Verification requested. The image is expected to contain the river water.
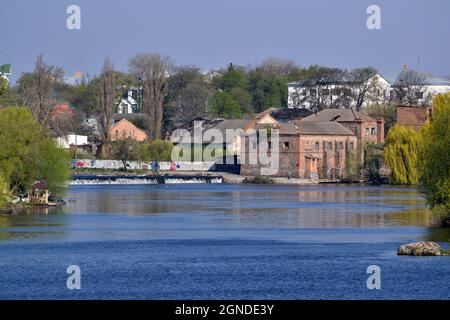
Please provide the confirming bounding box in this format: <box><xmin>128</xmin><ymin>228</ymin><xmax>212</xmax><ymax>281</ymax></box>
<box><xmin>0</xmin><ymin>184</ymin><xmax>449</xmax><ymax>300</ymax></box>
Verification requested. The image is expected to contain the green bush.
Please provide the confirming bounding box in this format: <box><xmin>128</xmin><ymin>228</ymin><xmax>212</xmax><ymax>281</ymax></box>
<box><xmin>0</xmin><ymin>107</ymin><xmax>70</xmax><ymax>196</ymax></box>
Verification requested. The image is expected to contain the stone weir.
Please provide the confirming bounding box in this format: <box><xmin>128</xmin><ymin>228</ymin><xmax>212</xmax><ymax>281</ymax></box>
<box><xmin>70</xmin><ymin>175</ymin><xmax>223</xmax><ymax>185</ymax></box>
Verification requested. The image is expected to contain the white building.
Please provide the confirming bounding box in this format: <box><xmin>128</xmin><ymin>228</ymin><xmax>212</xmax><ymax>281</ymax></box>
<box><xmin>56</xmin><ymin>134</ymin><xmax>89</xmax><ymax>149</ymax></box>
<box><xmin>288</xmin><ymin>71</ymin><xmax>450</xmax><ymax>109</ymax></box>
<box><xmin>0</xmin><ymin>64</ymin><xmax>11</xmax><ymax>83</ymax></box>
<box><xmin>288</xmin><ymin>73</ymin><xmax>391</xmax><ymax>110</ymax></box>
<box><xmin>117</xmin><ymin>88</ymin><xmax>141</xmax><ymax>114</ymax></box>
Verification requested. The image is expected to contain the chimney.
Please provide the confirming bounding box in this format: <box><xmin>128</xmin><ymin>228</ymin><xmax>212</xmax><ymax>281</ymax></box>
<box><xmin>376</xmin><ymin>118</ymin><xmax>385</xmax><ymax>144</ymax></box>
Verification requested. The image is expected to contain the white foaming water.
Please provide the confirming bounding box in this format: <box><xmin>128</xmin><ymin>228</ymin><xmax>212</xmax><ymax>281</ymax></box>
<box><xmin>70</xmin><ymin>178</ymin><xmax>159</xmax><ymax>185</ymax></box>
<box><xmin>164</xmin><ymin>177</ymin><xmax>223</xmax><ymax>184</ymax></box>
<box><xmin>70</xmin><ymin>176</ymin><xmax>223</xmax><ymax>185</ymax></box>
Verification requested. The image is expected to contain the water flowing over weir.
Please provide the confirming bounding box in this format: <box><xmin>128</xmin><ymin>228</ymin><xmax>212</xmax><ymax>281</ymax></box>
<box><xmin>70</xmin><ymin>175</ymin><xmax>223</xmax><ymax>185</ymax></box>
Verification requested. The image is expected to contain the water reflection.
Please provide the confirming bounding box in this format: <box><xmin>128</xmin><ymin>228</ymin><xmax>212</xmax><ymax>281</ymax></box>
<box><xmin>0</xmin><ymin>184</ymin><xmax>441</xmax><ymax>242</ymax></box>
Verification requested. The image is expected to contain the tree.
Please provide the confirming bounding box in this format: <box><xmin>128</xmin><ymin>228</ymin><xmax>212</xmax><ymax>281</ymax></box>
<box><xmin>289</xmin><ymin>65</ymin><xmax>349</xmax><ymax>111</ymax></box>
<box><xmin>348</xmin><ymin>67</ymin><xmax>378</xmax><ymax>111</ymax></box>
<box><xmin>129</xmin><ymin>53</ymin><xmax>171</xmax><ymax>141</ymax></box>
<box><xmin>0</xmin><ymin>172</ymin><xmax>10</xmax><ymax>207</ymax></box>
<box><xmin>392</xmin><ymin>69</ymin><xmax>430</xmax><ymax>105</ymax></box>
<box><xmin>165</xmin><ymin>66</ymin><xmax>213</xmax><ymax>127</ymax></box>
<box><xmin>230</xmin><ymin>87</ymin><xmax>253</xmax><ymax>115</ymax></box>
<box><xmin>365</xmin><ymin>103</ymin><xmax>396</xmax><ymax>136</ymax></box>
<box><xmin>140</xmin><ymin>139</ymin><xmax>174</xmax><ymax>162</ymax></box>
<box><xmin>0</xmin><ymin>77</ymin><xmax>7</xmax><ymax>97</ymax></box>
<box><xmin>383</xmin><ymin>125</ymin><xmax>422</xmax><ymax>185</ymax></box>
<box><xmin>221</xmin><ymin>64</ymin><xmax>248</xmax><ymax>92</ymax></box>
<box><xmin>172</xmin><ymin>84</ymin><xmax>212</xmax><ymax>125</ymax></box>
<box><xmin>210</xmin><ymin>91</ymin><xmax>241</xmax><ymax>119</ymax></box>
<box><xmin>258</xmin><ymin>57</ymin><xmax>300</xmax><ymax>77</ymax></box>
<box><xmin>97</xmin><ymin>58</ymin><xmax>116</xmax><ymax>152</ymax></box>
<box><xmin>420</xmin><ymin>93</ymin><xmax>450</xmax><ymax>211</ymax></box>
<box><xmin>17</xmin><ymin>55</ymin><xmax>64</xmax><ymax>126</ymax></box>
<box><xmin>0</xmin><ymin>107</ymin><xmax>70</xmax><ymax>195</ymax></box>
<box><xmin>109</xmin><ymin>137</ymin><xmax>139</xmax><ymax>171</ymax></box>
<box><xmin>36</xmin><ymin>139</ymin><xmax>71</xmax><ymax>195</ymax></box>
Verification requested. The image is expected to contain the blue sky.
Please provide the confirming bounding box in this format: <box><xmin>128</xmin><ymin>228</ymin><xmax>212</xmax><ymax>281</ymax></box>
<box><xmin>1</xmin><ymin>0</ymin><xmax>449</xmax><ymax>83</ymax></box>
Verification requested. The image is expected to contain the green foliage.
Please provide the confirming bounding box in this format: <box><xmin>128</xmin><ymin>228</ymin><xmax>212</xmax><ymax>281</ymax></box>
<box><xmin>420</xmin><ymin>93</ymin><xmax>450</xmax><ymax>211</ymax></box>
<box><xmin>344</xmin><ymin>148</ymin><xmax>362</xmax><ymax>180</ymax></box>
<box><xmin>140</xmin><ymin>139</ymin><xmax>174</xmax><ymax>162</ymax></box>
<box><xmin>221</xmin><ymin>67</ymin><xmax>247</xmax><ymax>92</ymax></box>
<box><xmin>230</xmin><ymin>87</ymin><xmax>253</xmax><ymax>115</ymax></box>
<box><xmin>0</xmin><ymin>173</ymin><xmax>10</xmax><ymax>207</ymax></box>
<box><xmin>0</xmin><ymin>77</ymin><xmax>8</xmax><ymax>97</ymax></box>
<box><xmin>36</xmin><ymin>140</ymin><xmax>71</xmax><ymax>195</ymax></box>
<box><xmin>210</xmin><ymin>91</ymin><xmax>242</xmax><ymax>119</ymax></box>
<box><xmin>363</xmin><ymin>142</ymin><xmax>384</xmax><ymax>182</ymax></box>
<box><xmin>109</xmin><ymin>138</ymin><xmax>140</xmax><ymax>171</ymax></box>
<box><xmin>0</xmin><ymin>107</ymin><xmax>70</xmax><ymax>195</ymax></box>
<box><xmin>365</xmin><ymin>103</ymin><xmax>396</xmax><ymax>136</ymax></box>
<box><xmin>384</xmin><ymin>125</ymin><xmax>422</xmax><ymax>185</ymax></box>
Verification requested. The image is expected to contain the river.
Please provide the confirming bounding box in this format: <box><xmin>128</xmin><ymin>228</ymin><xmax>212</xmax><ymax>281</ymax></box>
<box><xmin>0</xmin><ymin>184</ymin><xmax>449</xmax><ymax>299</ymax></box>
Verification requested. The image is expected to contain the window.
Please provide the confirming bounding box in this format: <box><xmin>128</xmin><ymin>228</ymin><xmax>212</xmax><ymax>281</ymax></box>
<box><xmin>268</xmin><ymin>141</ymin><xmax>272</xmax><ymax>150</ymax></box>
<box><xmin>339</xmin><ymin>142</ymin><xmax>344</xmax><ymax>150</ymax></box>
<box><xmin>349</xmin><ymin>142</ymin><xmax>354</xmax><ymax>150</ymax></box>
<box><xmin>344</xmin><ymin>88</ymin><xmax>352</xmax><ymax>96</ymax></box>
<box><xmin>310</xmin><ymin>89</ymin><xmax>317</xmax><ymax>96</ymax></box>
<box><xmin>371</xmin><ymin>127</ymin><xmax>376</xmax><ymax>135</ymax></box>
<box><xmin>415</xmin><ymin>91</ymin><xmax>424</xmax><ymax>99</ymax></box>
<box><xmin>327</xmin><ymin>142</ymin><xmax>333</xmax><ymax>150</ymax></box>
<box><xmin>315</xmin><ymin>142</ymin><xmax>320</xmax><ymax>150</ymax></box>
<box><xmin>283</xmin><ymin>142</ymin><xmax>290</xmax><ymax>150</ymax></box>
<box><xmin>321</xmin><ymin>89</ymin><xmax>330</xmax><ymax>96</ymax></box>
<box><xmin>366</xmin><ymin>128</ymin><xmax>370</xmax><ymax>136</ymax></box>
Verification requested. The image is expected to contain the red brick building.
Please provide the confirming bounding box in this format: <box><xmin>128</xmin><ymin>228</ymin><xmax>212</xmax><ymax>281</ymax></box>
<box><xmin>240</xmin><ymin>121</ymin><xmax>357</xmax><ymax>179</ymax></box>
<box><xmin>302</xmin><ymin>109</ymin><xmax>384</xmax><ymax>145</ymax></box>
<box><xmin>396</xmin><ymin>105</ymin><xmax>433</xmax><ymax>130</ymax></box>
<box><xmin>109</xmin><ymin>119</ymin><xmax>148</xmax><ymax>142</ymax></box>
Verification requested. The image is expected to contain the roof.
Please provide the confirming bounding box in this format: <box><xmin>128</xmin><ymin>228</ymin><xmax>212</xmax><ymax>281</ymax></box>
<box><xmin>271</xmin><ymin>108</ymin><xmax>312</xmax><ymax>122</ymax></box>
<box><xmin>112</xmin><ymin>113</ymin><xmax>145</xmax><ymax>122</ymax></box>
<box><xmin>302</xmin><ymin>109</ymin><xmax>375</xmax><ymax>122</ymax></box>
<box><xmin>110</xmin><ymin>119</ymin><xmax>146</xmax><ymax>134</ymax></box>
<box><xmin>295</xmin><ymin>121</ymin><xmax>355</xmax><ymax>136</ymax></box>
<box><xmin>396</xmin><ymin>105</ymin><xmax>432</xmax><ymax>128</ymax></box>
<box><xmin>173</xmin><ymin>118</ymin><xmax>251</xmax><ymax>144</ymax></box>
<box><xmin>204</xmin><ymin>119</ymin><xmax>250</xmax><ymax>143</ymax></box>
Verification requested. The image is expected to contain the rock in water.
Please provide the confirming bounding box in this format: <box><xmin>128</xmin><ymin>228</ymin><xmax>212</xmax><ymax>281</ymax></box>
<box><xmin>397</xmin><ymin>242</ymin><xmax>443</xmax><ymax>256</ymax></box>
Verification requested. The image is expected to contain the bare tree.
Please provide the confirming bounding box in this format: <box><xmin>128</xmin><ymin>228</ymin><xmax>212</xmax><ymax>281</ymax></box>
<box><xmin>259</xmin><ymin>57</ymin><xmax>299</xmax><ymax>76</ymax></box>
<box><xmin>348</xmin><ymin>67</ymin><xmax>379</xmax><ymax>111</ymax></box>
<box><xmin>98</xmin><ymin>58</ymin><xmax>116</xmax><ymax>151</ymax></box>
<box><xmin>392</xmin><ymin>69</ymin><xmax>431</xmax><ymax>105</ymax></box>
<box><xmin>289</xmin><ymin>66</ymin><xmax>349</xmax><ymax>111</ymax></box>
<box><xmin>129</xmin><ymin>53</ymin><xmax>171</xmax><ymax>140</ymax></box>
<box><xmin>17</xmin><ymin>54</ymin><xmax>63</xmax><ymax>126</ymax></box>
<box><xmin>171</xmin><ymin>84</ymin><xmax>212</xmax><ymax>125</ymax></box>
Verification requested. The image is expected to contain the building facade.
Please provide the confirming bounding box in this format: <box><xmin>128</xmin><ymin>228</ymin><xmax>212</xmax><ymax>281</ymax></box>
<box><xmin>396</xmin><ymin>105</ymin><xmax>433</xmax><ymax>130</ymax></box>
<box><xmin>109</xmin><ymin>119</ymin><xmax>147</xmax><ymax>142</ymax></box>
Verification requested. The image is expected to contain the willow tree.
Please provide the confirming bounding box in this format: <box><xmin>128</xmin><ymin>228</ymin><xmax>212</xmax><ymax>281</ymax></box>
<box><xmin>420</xmin><ymin>93</ymin><xmax>450</xmax><ymax>211</ymax></box>
<box><xmin>384</xmin><ymin>125</ymin><xmax>422</xmax><ymax>185</ymax></box>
